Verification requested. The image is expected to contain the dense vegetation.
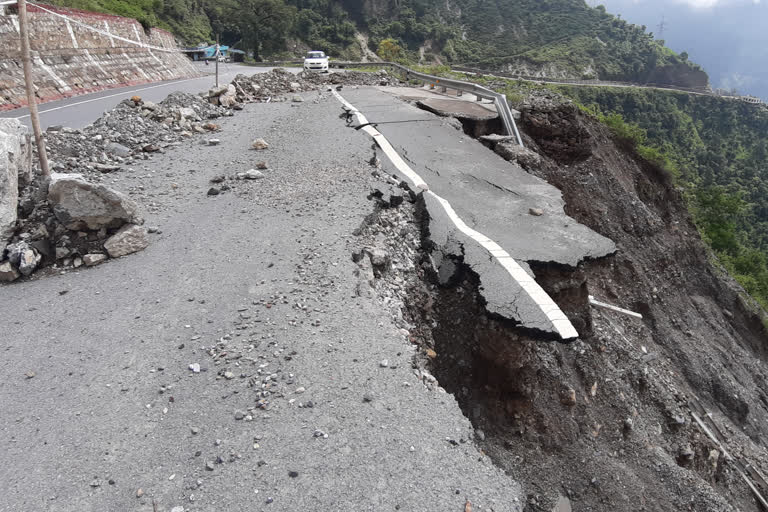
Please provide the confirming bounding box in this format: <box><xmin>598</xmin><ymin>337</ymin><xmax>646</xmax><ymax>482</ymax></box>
<box><xmin>44</xmin><ymin>0</ymin><xmax>705</xmax><ymax>85</ymax></box>
<box><xmin>555</xmin><ymin>86</ymin><xmax>768</xmax><ymax>306</ymax></box>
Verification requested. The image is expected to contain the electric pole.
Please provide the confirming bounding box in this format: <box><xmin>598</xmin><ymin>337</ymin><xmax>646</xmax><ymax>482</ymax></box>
<box><xmin>17</xmin><ymin>0</ymin><xmax>50</xmax><ymax>177</ymax></box>
<box><xmin>215</xmin><ymin>34</ymin><xmax>219</xmax><ymax>88</ymax></box>
<box><xmin>658</xmin><ymin>16</ymin><xmax>668</xmax><ymax>39</ymax></box>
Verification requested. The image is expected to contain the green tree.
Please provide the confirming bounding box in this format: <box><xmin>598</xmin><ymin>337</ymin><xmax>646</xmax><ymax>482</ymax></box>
<box><xmin>693</xmin><ymin>185</ymin><xmax>746</xmax><ymax>254</ymax></box>
<box><xmin>377</xmin><ymin>38</ymin><xmax>405</xmax><ymax>62</ymax></box>
<box><xmin>224</xmin><ymin>0</ymin><xmax>296</xmax><ymax>60</ymax></box>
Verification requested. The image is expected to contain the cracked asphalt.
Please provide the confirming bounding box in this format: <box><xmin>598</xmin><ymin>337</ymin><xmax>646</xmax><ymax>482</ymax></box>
<box><xmin>1</xmin><ymin>89</ymin><xmax>524</xmax><ymax>511</ymax></box>
<box><xmin>339</xmin><ymin>87</ymin><xmax>615</xmax><ymax>335</ymax></box>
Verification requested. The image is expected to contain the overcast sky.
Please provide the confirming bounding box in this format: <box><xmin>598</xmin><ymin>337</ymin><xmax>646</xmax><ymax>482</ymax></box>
<box><xmin>596</xmin><ymin>0</ymin><xmax>768</xmax><ymax>99</ymax></box>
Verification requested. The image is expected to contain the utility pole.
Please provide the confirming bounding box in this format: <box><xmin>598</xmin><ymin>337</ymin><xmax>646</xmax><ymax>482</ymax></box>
<box><xmin>17</xmin><ymin>0</ymin><xmax>50</xmax><ymax>177</ymax></box>
<box><xmin>658</xmin><ymin>16</ymin><xmax>668</xmax><ymax>39</ymax></box>
<box><xmin>215</xmin><ymin>34</ymin><xmax>219</xmax><ymax>89</ymax></box>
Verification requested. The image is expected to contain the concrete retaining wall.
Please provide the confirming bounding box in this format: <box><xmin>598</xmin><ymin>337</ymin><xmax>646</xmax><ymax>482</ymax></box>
<box><xmin>0</xmin><ymin>3</ymin><xmax>198</xmax><ymax>111</ymax></box>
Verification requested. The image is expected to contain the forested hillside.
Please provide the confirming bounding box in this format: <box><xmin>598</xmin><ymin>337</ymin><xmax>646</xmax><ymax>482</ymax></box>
<box><xmin>43</xmin><ymin>0</ymin><xmax>706</xmax><ymax>87</ymax></box>
<box><xmin>555</xmin><ymin>86</ymin><xmax>768</xmax><ymax>305</ymax></box>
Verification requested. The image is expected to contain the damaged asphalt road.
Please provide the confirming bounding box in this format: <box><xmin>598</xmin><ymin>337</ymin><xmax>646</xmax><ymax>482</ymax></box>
<box><xmin>339</xmin><ymin>87</ymin><xmax>616</xmax><ymax>337</ymax></box>
<box><xmin>0</xmin><ymin>90</ymin><xmax>523</xmax><ymax>511</ymax></box>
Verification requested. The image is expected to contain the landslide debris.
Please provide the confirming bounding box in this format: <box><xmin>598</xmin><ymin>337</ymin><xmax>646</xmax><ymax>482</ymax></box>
<box><xmin>2</xmin><ymin>68</ymin><xmax>399</xmax><ymax>283</ymax></box>
<box><xmin>230</xmin><ymin>68</ymin><xmax>399</xmax><ymax>103</ymax></box>
<box><xmin>361</xmin><ymin>90</ymin><xmax>768</xmax><ymax>511</ymax></box>
<box><xmin>44</xmin><ymin>92</ymin><xmax>231</xmax><ymax>178</ymax></box>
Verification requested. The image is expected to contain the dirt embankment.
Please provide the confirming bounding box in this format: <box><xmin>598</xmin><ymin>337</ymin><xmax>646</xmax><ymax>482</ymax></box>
<box><xmin>402</xmin><ymin>96</ymin><xmax>768</xmax><ymax>511</ymax></box>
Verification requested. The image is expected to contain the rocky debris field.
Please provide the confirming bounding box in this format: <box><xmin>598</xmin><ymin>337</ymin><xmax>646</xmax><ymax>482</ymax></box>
<box><xmin>230</xmin><ymin>68</ymin><xmax>398</xmax><ymax>103</ymax></box>
<box><xmin>44</xmin><ymin>92</ymin><xmax>231</xmax><ymax>179</ymax></box>
<box><xmin>0</xmin><ymin>69</ymin><xmax>401</xmax><ymax>284</ymax></box>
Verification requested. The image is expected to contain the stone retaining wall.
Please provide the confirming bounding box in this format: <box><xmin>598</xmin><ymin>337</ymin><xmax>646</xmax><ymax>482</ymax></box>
<box><xmin>0</xmin><ymin>3</ymin><xmax>198</xmax><ymax>111</ymax></box>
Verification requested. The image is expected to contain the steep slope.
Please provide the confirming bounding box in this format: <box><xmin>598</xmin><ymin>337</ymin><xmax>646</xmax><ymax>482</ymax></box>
<box><xmin>403</xmin><ymin>92</ymin><xmax>768</xmax><ymax>511</ymax></box>
<box><xmin>553</xmin><ymin>85</ymin><xmax>768</xmax><ymax>307</ymax></box>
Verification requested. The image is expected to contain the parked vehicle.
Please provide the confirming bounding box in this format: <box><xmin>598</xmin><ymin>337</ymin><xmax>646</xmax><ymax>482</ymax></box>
<box><xmin>304</xmin><ymin>51</ymin><xmax>329</xmax><ymax>73</ymax></box>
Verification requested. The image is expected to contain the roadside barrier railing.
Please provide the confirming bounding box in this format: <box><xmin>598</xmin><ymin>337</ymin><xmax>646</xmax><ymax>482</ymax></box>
<box><xmin>337</xmin><ymin>61</ymin><xmax>524</xmax><ymax>147</ymax></box>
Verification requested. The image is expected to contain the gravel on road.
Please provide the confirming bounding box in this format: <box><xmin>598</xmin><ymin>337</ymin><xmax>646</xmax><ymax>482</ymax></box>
<box><xmin>0</xmin><ymin>87</ymin><xmax>522</xmax><ymax>511</ymax></box>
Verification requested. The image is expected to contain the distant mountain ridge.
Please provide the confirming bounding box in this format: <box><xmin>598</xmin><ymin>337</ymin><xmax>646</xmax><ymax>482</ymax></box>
<box><xmin>598</xmin><ymin>0</ymin><xmax>768</xmax><ymax>100</ymax></box>
<box><xmin>43</xmin><ymin>0</ymin><xmax>708</xmax><ymax>88</ymax></box>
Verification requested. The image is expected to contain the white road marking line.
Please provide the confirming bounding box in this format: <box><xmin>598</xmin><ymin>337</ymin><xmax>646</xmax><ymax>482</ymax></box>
<box><xmin>7</xmin><ymin>76</ymin><xmax>206</xmax><ymax>120</ymax></box>
<box><xmin>332</xmin><ymin>88</ymin><xmax>579</xmax><ymax>340</ymax></box>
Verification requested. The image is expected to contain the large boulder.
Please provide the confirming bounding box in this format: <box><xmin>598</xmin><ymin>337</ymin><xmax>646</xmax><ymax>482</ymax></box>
<box><xmin>218</xmin><ymin>85</ymin><xmax>238</xmax><ymax>108</ymax></box>
<box><xmin>0</xmin><ymin>119</ymin><xmax>32</xmax><ymax>245</ymax></box>
<box><xmin>103</xmin><ymin>224</ymin><xmax>149</xmax><ymax>258</ymax></box>
<box><xmin>47</xmin><ymin>173</ymin><xmax>142</xmax><ymax>230</ymax></box>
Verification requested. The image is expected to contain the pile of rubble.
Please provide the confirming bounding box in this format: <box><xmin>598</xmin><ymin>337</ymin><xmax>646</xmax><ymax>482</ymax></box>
<box><xmin>44</xmin><ymin>92</ymin><xmax>231</xmax><ymax>177</ymax></box>
<box><xmin>1</xmin><ymin>170</ymin><xmax>149</xmax><ymax>282</ymax></box>
<box><xmin>2</xmin><ymin>67</ymin><xmax>400</xmax><ymax>283</ymax></box>
<box><xmin>1</xmin><ymin>115</ymin><xmax>155</xmax><ymax>282</ymax></box>
<box><xmin>230</xmin><ymin>68</ymin><xmax>399</xmax><ymax>103</ymax></box>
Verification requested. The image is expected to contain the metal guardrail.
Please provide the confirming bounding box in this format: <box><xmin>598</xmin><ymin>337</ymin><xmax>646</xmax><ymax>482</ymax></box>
<box><xmin>339</xmin><ymin>61</ymin><xmax>524</xmax><ymax>147</ymax></box>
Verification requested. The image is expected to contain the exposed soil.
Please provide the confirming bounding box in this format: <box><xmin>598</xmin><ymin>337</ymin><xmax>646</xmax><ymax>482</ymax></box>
<box><xmin>385</xmin><ymin>96</ymin><xmax>768</xmax><ymax>511</ymax></box>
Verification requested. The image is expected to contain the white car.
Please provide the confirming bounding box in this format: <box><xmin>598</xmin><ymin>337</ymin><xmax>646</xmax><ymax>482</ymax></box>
<box><xmin>304</xmin><ymin>51</ymin><xmax>329</xmax><ymax>73</ymax></box>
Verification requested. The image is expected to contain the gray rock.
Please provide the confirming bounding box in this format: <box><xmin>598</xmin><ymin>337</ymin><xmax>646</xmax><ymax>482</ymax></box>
<box><xmin>105</xmin><ymin>142</ymin><xmax>131</xmax><ymax>158</ymax></box>
<box><xmin>289</xmin><ymin>82</ymin><xmax>301</xmax><ymax>91</ymax></box>
<box><xmin>251</xmin><ymin>138</ymin><xmax>269</xmax><ymax>150</ymax></box>
<box><xmin>48</xmin><ymin>174</ymin><xmax>142</xmax><ymax>230</ymax></box>
<box><xmin>236</xmin><ymin>170</ymin><xmax>264</xmax><ymax>180</ymax></box>
<box><xmin>234</xmin><ymin>410</ymin><xmax>245</xmax><ymax>420</ymax></box>
<box><xmin>529</xmin><ymin>208</ymin><xmax>544</xmax><ymax>216</ymax></box>
<box><xmin>208</xmin><ymin>85</ymin><xmax>229</xmax><ymax>97</ymax></box>
<box><xmin>0</xmin><ymin>119</ymin><xmax>32</xmax><ymax>245</ymax></box>
<box><xmin>103</xmin><ymin>225</ymin><xmax>149</xmax><ymax>258</ymax></box>
<box><xmin>0</xmin><ymin>261</ymin><xmax>20</xmax><ymax>282</ymax></box>
<box><xmin>365</xmin><ymin>248</ymin><xmax>390</xmax><ymax>270</ymax></box>
<box><xmin>177</xmin><ymin>107</ymin><xmax>196</xmax><ymax>120</ymax></box>
<box><xmin>6</xmin><ymin>241</ymin><xmax>40</xmax><ymax>276</ymax></box>
<box><xmin>83</xmin><ymin>253</ymin><xmax>107</xmax><ymax>266</ymax></box>
<box><xmin>17</xmin><ymin>247</ymin><xmax>40</xmax><ymax>275</ymax></box>
<box><xmin>219</xmin><ymin>93</ymin><xmax>238</xmax><ymax>108</ymax></box>
<box><xmin>494</xmin><ymin>142</ymin><xmax>542</xmax><ymax>170</ymax></box>
<box><xmin>292</xmin><ymin>95</ymin><xmax>304</xmax><ymax>103</ymax></box>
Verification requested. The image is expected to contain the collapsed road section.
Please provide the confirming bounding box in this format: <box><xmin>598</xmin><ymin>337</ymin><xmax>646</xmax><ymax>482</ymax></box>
<box><xmin>334</xmin><ymin>86</ymin><xmax>616</xmax><ymax>340</ymax></box>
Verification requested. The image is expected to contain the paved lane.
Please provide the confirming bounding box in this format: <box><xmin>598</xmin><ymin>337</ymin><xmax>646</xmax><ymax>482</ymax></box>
<box><xmin>0</xmin><ymin>62</ymin><xmax>299</xmax><ymax>130</ymax></box>
<box><xmin>337</xmin><ymin>86</ymin><xmax>616</xmax><ymax>337</ymax></box>
<box><xmin>0</xmin><ymin>93</ymin><xmax>523</xmax><ymax>512</ymax></box>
